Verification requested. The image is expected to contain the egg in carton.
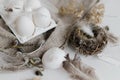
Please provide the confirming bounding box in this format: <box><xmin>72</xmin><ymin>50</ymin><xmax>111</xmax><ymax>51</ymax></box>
<box><xmin>0</xmin><ymin>0</ymin><xmax>57</xmax><ymax>43</ymax></box>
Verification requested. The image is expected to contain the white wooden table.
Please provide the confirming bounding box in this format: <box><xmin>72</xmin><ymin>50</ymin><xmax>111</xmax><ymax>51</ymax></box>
<box><xmin>0</xmin><ymin>0</ymin><xmax>120</xmax><ymax>80</ymax></box>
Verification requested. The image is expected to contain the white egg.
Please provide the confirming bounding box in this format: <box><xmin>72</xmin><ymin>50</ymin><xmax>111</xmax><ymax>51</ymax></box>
<box><xmin>33</xmin><ymin>7</ymin><xmax>51</xmax><ymax>27</ymax></box>
<box><xmin>42</xmin><ymin>47</ymin><xmax>67</xmax><ymax>69</ymax></box>
<box><xmin>35</xmin><ymin>7</ymin><xmax>51</xmax><ymax>17</ymax></box>
<box><xmin>15</xmin><ymin>16</ymin><xmax>35</xmax><ymax>37</ymax></box>
<box><xmin>6</xmin><ymin>0</ymin><xmax>24</xmax><ymax>12</ymax></box>
<box><xmin>24</xmin><ymin>0</ymin><xmax>42</xmax><ymax>12</ymax></box>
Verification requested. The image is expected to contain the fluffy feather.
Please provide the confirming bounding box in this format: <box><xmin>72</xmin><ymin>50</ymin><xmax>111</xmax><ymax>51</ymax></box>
<box><xmin>63</xmin><ymin>54</ymin><xmax>99</xmax><ymax>80</ymax></box>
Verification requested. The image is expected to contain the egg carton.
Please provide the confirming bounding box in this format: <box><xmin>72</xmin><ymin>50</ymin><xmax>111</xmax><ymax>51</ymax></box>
<box><xmin>0</xmin><ymin>0</ymin><xmax>57</xmax><ymax>43</ymax></box>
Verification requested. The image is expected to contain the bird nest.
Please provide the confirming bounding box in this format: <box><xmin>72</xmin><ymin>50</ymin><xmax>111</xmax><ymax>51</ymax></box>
<box><xmin>69</xmin><ymin>23</ymin><xmax>108</xmax><ymax>55</ymax></box>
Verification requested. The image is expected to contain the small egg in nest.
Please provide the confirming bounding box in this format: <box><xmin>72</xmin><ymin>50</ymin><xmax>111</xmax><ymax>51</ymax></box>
<box><xmin>69</xmin><ymin>23</ymin><xmax>108</xmax><ymax>55</ymax></box>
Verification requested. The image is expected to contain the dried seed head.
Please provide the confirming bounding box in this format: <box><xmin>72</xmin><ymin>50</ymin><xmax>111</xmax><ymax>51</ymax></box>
<box><xmin>59</xmin><ymin>0</ymin><xmax>84</xmax><ymax>18</ymax></box>
<box><xmin>85</xmin><ymin>3</ymin><xmax>105</xmax><ymax>24</ymax></box>
<box><xmin>5</xmin><ymin>8</ymin><xmax>13</xmax><ymax>12</ymax></box>
<box><xmin>35</xmin><ymin>70</ymin><xmax>43</xmax><ymax>76</ymax></box>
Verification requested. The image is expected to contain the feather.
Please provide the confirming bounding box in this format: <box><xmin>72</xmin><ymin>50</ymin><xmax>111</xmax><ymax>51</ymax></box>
<box><xmin>63</xmin><ymin>54</ymin><xmax>99</xmax><ymax>80</ymax></box>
